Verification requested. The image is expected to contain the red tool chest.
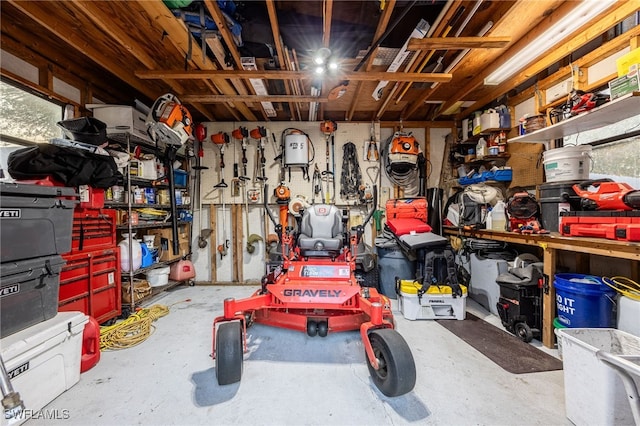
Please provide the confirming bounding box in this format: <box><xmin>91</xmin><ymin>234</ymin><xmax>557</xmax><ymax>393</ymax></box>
<box><xmin>560</xmin><ymin>211</ymin><xmax>640</xmax><ymax>242</ymax></box>
<box><xmin>59</xmin><ymin>247</ymin><xmax>121</xmax><ymax>324</ymax></box>
<box><xmin>71</xmin><ymin>208</ymin><xmax>117</xmax><ymax>253</ymax></box>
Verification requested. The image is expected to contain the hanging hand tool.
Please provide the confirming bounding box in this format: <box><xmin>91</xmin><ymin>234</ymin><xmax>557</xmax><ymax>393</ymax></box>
<box><xmin>193</xmin><ymin>124</ymin><xmax>211</xmax><ymax>249</ymax></box>
<box><xmin>366</xmin><ymin>122</ymin><xmax>379</xmax><ymax>161</ymax></box>
<box><xmin>250</xmin><ymin>126</ymin><xmax>268</xmax><ymax>184</ymax></box>
<box><xmin>232</xmin><ymin>126</ymin><xmax>249</xmax><ymax>179</ymax></box>
<box><xmin>211</xmin><ymin>131</ymin><xmax>229</xmax><ymax>189</ymax></box>
<box><xmin>320</xmin><ymin>120</ymin><xmax>337</xmax><ymax>203</ymax></box>
<box><xmin>274</xmin><ymin>182</ymin><xmax>291</xmax><ymax>230</ymax></box>
<box><xmin>312</xmin><ymin>164</ymin><xmax>323</xmax><ymax>204</ymax></box>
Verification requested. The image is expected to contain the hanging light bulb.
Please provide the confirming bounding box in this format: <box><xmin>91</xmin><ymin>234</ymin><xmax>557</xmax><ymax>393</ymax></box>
<box><xmin>313</xmin><ymin>47</ymin><xmax>331</xmax><ymax>65</ymax></box>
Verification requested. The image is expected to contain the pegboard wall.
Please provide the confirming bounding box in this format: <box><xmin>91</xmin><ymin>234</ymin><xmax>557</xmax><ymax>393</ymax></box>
<box><xmin>201</xmin><ymin>122</ymin><xmax>430</xmax><ymax>205</ymax></box>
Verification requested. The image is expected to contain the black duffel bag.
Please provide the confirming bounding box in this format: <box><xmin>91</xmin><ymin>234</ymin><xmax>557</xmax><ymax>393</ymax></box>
<box><xmin>8</xmin><ymin>144</ymin><xmax>121</xmax><ymax>188</ymax></box>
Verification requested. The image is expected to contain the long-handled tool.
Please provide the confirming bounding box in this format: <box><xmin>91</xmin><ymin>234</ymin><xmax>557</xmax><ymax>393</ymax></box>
<box><xmin>232</xmin><ymin>127</ymin><xmax>249</xmax><ymax>179</ymax></box>
<box><xmin>193</xmin><ymin>124</ymin><xmax>211</xmax><ymax>248</ymax></box>
<box><xmin>320</xmin><ymin>120</ymin><xmax>337</xmax><ymax>203</ymax></box>
<box><xmin>366</xmin><ymin>122</ymin><xmax>379</xmax><ymax>161</ymax></box>
<box><xmin>211</xmin><ymin>131</ymin><xmax>229</xmax><ymax>189</ymax></box>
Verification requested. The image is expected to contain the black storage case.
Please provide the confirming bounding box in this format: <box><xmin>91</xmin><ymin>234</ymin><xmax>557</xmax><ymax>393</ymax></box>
<box><xmin>0</xmin><ymin>254</ymin><xmax>66</xmax><ymax>338</ymax></box>
<box><xmin>0</xmin><ymin>182</ymin><xmax>77</xmax><ymax>262</ymax></box>
<box><xmin>496</xmin><ymin>265</ymin><xmax>543</xmax><ymax>342</ymax></box>
<box><xmin>537</xmin><ymin>180</ymin><xmax>583</xmax><ymax>232</ymax></box>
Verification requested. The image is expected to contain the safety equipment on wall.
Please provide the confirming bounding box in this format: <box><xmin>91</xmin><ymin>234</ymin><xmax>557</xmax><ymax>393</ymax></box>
<box><xmin>146</xmin><ymin>93</ymin><xmax>193</xmax><ymax>147</ymax></box>
<box><xmin>382</xmin><ymin>131</ymin><xmax>424</xmax><ymax>195</ymax></box>
<box><xmin>340</xmin><ymin>142</ymin><xmax>364</xmax><ymax>201</ymax></box>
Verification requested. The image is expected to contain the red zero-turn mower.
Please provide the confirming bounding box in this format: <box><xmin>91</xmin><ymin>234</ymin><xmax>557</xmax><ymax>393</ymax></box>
<box><xmin>212</xmin><ymin>186</ymin><xmax>417</xmax><ymax>397</ymax></box>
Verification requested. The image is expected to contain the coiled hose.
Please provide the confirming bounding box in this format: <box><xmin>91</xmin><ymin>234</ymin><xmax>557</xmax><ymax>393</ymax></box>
<box><xmin>100</xmin><ymin>304</ymin><xmax>170</xmax><ymax>350</ymax></box>
<box><xmin>602</xmin><ymin>276</ymin><xmax>640</xmax><ymax>301</ymax></box>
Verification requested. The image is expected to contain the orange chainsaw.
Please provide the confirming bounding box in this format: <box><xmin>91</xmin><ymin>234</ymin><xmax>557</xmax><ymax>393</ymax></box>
<box><xmin>573</xmin><ymin>179</ymin><xmax>640</xmax><ymax>211</ymax></box>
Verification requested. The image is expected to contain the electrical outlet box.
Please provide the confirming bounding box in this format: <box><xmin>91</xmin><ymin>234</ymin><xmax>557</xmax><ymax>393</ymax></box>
<box><xmin>545</xmin><ymin>78</ymin><xmax>573</xmax><ymax>103</ymax></box>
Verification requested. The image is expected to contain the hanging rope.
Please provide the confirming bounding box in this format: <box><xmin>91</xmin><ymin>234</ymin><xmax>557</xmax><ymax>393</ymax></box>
<box><xmin>340</xmin><ymin>142</ymin><xmax>363</xmax><ymax>201</ymax></box>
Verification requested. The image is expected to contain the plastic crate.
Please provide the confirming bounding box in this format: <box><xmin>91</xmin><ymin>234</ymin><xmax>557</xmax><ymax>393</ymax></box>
<box><xmin>59</xmin><ymin>247</ymin><xmax>121</xmax><ymax>325</ymax></box>
<box><xmin>173</xmin><ymin>169</ymin><xmax>188</xmax><ymax>186</ymax></box>
<box><xmin>555</xmin><ymin>328</ymin><xmax>640</xmax><ymax>425</ymax></box>
<box><xmin>71</xmin><ymin>208</ymin><xmax>117</xmax><ymax>253</ymax></box>
<box><xmin>0</xmin><ymin>182</ymin><xmax>78</xmax><ymax>262</ymax></box>
<box><xmin>0</xmin><ymin>255</ymin><xmax>66</xmax><ymax>338</ymax></box>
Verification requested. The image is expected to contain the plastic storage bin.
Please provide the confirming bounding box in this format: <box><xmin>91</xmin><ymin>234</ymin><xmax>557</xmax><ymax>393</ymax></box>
<box><xmin>0</xmin><ymin>182</ymin><xmax>77</xmax><ymax>262</ymax></box>
<box><xmin>554</xmin><ymin>273</ymin><xmax>616</xmax><ymax>328</ymax></box>
<box><xmin>0</xmin><ymin>255</ymin><xmax>66</xmax><ymax>338</ymax></box>
<box><xmin>555</xmin><ymin>328</ymin><xmax>640</xmax><ymax>426</ymax></box>
<box><xmin>398</xmin><ymin>281</ymin><xmax>467</xmax><ymax>320</ymax></box>
<box><xmin>376</xmin><ymin>245</ymin><xmax>416</xmax><ymax>299</ymax></box>
<box><xmin>146</xmin><ymin>265</ymin><xmax>171</xmax><ymax>287</ymax></box>
<box><xmin>0</xmin><ymin>312</ymin><xmax>88</xmax><ymax>426</ymax></box>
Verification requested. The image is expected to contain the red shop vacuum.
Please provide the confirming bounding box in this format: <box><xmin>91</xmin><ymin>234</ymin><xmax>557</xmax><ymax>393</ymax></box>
<box><xmin>211</xmin><ymin>186</ymin><xmax>417</xmax><ymax>397</ymax></box>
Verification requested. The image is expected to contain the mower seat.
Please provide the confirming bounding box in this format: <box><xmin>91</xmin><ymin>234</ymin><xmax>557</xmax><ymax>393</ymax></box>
<box><xmin>298</xmin><ymin>205</ymin><xmax>344</xmax><ymax>256</ymax></box>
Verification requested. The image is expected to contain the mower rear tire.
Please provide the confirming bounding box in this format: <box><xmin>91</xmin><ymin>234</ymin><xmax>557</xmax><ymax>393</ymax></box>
<box><xmin>366</xmin><ymin>329</ymin><xmax>416</xmax><ymax>397</ymax></box>
<box><xmin>355</xmin><ymin>267</ymin><xmax>380</xmax><ymax>291</ymax></box>
<box><xmin>216</xmin><ymin>322</ymin><xmax>243</xmax><ymax>385</ymax></box>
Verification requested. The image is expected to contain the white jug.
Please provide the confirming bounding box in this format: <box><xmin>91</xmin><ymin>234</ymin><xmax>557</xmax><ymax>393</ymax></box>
<box><xmin>119</xmin><ymin>233</ymin><xmax>142</xmax><ymax>272</ymax></box>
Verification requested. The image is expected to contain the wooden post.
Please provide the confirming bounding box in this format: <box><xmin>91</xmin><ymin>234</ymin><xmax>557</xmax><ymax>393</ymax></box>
<box><xmin>209</xmin><ymin>204</ymin><xmax>217</xmax><ymax>283</ymax></box>
<box><xmin>542</xmin><ymin>246</ymin><xmax>557</xmax><ymax>349</ymax></box>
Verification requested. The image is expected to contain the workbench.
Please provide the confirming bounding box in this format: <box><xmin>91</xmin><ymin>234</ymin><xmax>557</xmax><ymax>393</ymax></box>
<box><xmin>443</xmin><ymin>227</ymin><xmax>640</xmax><ymax>348</ymax></box>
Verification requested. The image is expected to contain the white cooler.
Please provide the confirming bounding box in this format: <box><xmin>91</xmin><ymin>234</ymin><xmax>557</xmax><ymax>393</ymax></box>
<box><xmin>1</xmin><ymin>312</ymin><xmax>88</xmax><ymax>426</ymax></box>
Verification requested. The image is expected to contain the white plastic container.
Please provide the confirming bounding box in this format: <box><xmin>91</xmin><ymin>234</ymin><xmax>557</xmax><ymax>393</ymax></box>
<box><xmin>119</xmin><ymin>233</ymin><xmax>142</xmax><ymax>272</ymax></box>
<box><xmin>398</xmin><ymin>281</ymin><xmax>467</xmax><ymax>320</ymax></box>
<box><xmin>617</xmin><ymin>294</ymin><xmax>640</xmax><ymax>337</ymax></box>
<box><xmin>0</xmin><ymin>312</ymin><xmax>87</xmax><ymax>426</ymax></box>
<box><xmin>146</xmin><ymin>265</ymin><xmax>170</xmax><ymax>287</ymax></box>
<box><xmin>490</xmin><ymin>200</ymin><xmax>507</xmax><ymax>231</ymax></box>
<box><xmin>480</xmin><ymin>108</ymin><xmax>500</xmax><ymax>131</ymax></box>
<box><xmin>475</xmin><ymin>137</ymin><xmax>487</xmax><ymax>160</ymax></box>
<box><xmin>542</xmin><ymin>145</ymin><xmax>592</xmax><ymax>182</ymax></box>
<box><xmin>555</xmin><ymin>328</ymin><xmax>640</xmax><ymax>426</ymax></box>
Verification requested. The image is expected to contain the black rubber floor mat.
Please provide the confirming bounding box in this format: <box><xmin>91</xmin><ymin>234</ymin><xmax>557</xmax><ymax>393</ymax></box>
<box><xmin>437</xmin><ymin>313</ymin><xmax>563</xmax><ymax>374</ymax></box>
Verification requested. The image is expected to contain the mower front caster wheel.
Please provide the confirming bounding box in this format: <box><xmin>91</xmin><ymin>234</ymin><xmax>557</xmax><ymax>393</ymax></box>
<box><xmin>367</xmin><ymin>329</ymin><xmax>416</xmax><ymax>397</ymax></box>
<box><xmin>215</xmin><ymin>322</ymin><xmax>243</xmax><ymax>385</ymax></box>
<box><xmin>514</xmin><ymin>322</ymin><xmax>533</xmax><ymax>343</ymax></box>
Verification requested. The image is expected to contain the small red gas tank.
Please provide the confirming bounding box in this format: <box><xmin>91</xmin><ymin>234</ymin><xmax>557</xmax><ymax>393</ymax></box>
<box><xmin>170</xmin><ymin>259</ymin><xmax>196</xmax><ymax>281</ymax></box>
<box><xmin>81</xmin><ymin>316</ymin><xmax>101</xmax><ymax>373</ymax></box>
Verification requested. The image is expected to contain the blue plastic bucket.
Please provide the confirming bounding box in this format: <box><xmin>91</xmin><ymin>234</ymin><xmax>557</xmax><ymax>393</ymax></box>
<box><xmin>554</xmin><ymin>273</ymin><xmax>616</xmax><ymax>328</ymax></box>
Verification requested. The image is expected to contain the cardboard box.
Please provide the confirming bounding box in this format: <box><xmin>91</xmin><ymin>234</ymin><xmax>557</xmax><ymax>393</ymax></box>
<box><xmin>89</xmin><ymin>105</ymin><xmax>152</xmax><ymax>142</ymax></box>
<box><xmin>608</xmin><ymin>70</ymin><xmax>640</xmax><ymax>100</ymax></box>
<box><xmin>615</xmin><ymin>47</ymin><xmax>640</xmax><ymax>76</ymax></box>
<box><xmin>146</xmin><ymin>226</ymin><xmax>189</xmax><ymax>262</ymax></box>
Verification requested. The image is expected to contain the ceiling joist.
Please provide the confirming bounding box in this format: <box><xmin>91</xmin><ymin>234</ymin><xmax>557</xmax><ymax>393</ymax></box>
<box><xmin>407</xmin><ymin>36</ymin><xmax>512</xmax><ymax>50</ymax></box>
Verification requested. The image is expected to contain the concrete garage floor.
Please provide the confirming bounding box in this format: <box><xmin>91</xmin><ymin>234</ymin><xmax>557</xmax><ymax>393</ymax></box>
<box><xmin>38</xmin><ymin>285</ymin><xmax>568</xmax><ymax>426</ymax></box>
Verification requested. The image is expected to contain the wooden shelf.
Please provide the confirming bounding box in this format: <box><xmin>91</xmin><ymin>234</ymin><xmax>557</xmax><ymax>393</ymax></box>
<box><xmin>116</xmin><ymin>220</ymin><xmax>190</xmax><ymax>231</ymax></box>
<box><xmin>510</xmin><ymin>92</ymin><xmax>640</xmax><ymax>142</ymax></box>
<box><xmin>105</xmin><ymin>202</ymin><xmax>191</xmax><ymax>209</ymax></box>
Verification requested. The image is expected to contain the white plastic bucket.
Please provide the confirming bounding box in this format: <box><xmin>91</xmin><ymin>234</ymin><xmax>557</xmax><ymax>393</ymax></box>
<box><xmin>146</xmin><ymin>265</ymin><xmax>170</xmax><ymax>287</ymax></box>
<box><xmin>542</xmin><ymin>145</ymin><xmax>591</xmax><ymax>182</ymax></box>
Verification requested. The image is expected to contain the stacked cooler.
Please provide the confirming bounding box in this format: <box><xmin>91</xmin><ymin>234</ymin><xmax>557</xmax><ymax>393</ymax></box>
<box><xmin>58</xmin><ymin>187</ymin><xmax>122</xmax><ymax>324</ymax></box>
<box><xmin>0</xmin><ymin>182</ymin><xmax>88</xmax><ymax>425</ymax></box>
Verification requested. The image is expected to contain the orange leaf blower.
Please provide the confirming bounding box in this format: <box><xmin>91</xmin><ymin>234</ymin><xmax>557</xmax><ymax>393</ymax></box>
<box><xmin>573</xmin><ymin>179</ymin><xmax>640</xmax><ymax>211</ymax></box>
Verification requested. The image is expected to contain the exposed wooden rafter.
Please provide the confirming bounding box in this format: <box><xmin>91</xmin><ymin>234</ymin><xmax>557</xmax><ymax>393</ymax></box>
<box><xmin>136</xmin><ymin>69</ymin><xmax>453</xmax><ymax>83</ymax></box>
<box><xmin>406</xmin><ymin>36</ymin><xmax>511</xmax><ymax>50</ymax></box>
